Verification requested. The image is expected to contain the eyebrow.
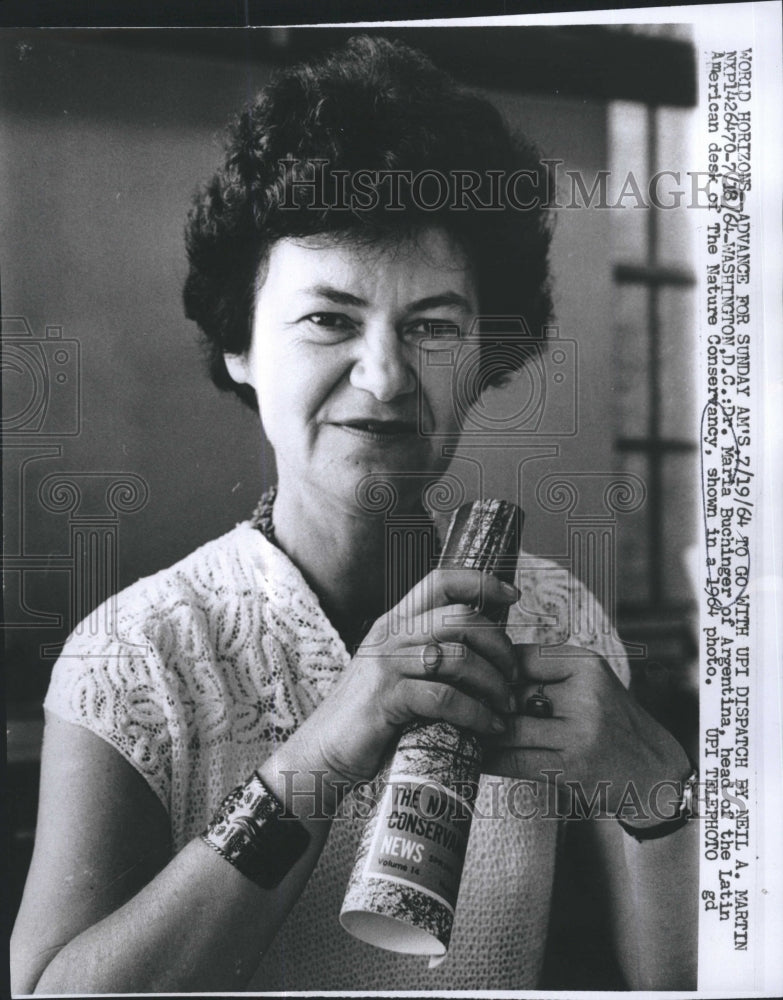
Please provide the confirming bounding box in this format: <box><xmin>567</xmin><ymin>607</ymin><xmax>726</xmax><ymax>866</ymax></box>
<box><xmin>302</xmin><ymin>285</ymin><xmax>368</xmax><ymax>307</ymax></box>
<box><xmin>405</xmin><ymin>293</ymin><xmax>473</xmax><ymax>313</ymax></box>
<box><xmin>301</xmin><ymin>285</ymin><xmax>473</xmax><ymax>313</ymax></box>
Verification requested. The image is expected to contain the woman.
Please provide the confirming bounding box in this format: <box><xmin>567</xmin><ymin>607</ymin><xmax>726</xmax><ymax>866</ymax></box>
<box><xmin>11</xmin><ymin>36</ymin><xmax>697</xmax><ymax>993</ymax></box>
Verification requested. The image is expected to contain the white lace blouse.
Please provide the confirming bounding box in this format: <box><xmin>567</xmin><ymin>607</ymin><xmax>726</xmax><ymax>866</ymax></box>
<box><xmin>44</xmin><ymin>521</ymin><xmax>629</xmax><ymax>991</ymax></box>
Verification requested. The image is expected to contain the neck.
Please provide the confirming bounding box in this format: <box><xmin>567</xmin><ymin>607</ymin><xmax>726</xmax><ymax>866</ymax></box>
<box><xmin>271</xmin><ymin>476</ymin><xmax>434</xmax><ymax>651</ymax></box>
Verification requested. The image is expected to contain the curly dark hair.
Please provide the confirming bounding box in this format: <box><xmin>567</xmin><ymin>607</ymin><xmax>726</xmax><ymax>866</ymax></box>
<box><xmin>183</xmin><ymin>35</ymin><xmax>553</xmax><ymax>410</ymax></box>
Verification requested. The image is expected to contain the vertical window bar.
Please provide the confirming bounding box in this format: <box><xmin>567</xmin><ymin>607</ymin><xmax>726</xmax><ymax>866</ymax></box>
<box><xmin>646</xmin><ymin>104</ymin><xmax>663</xmax><ymax>607</ymax></box>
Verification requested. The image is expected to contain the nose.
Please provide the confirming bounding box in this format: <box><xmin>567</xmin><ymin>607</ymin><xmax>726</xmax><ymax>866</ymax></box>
<box><xmin>349</xmin><ymin>323</ymin><xmax>415</xmax><ymax>402</ymax></box>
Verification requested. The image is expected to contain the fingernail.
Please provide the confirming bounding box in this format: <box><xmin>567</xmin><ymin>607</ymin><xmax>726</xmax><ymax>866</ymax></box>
<box><xmin>507</xmin><ymin>692</ymin><xmax>517</xmax><ymax>713</ymax></box>
<box><xmin>500</xmin><ymin>581</ymin><xmax>519</xmax><ymax>600</ymax></box>
<box><xmin>491</xmin><ymin>715</ymin><xmax>506</xmax><ymax>733</ymax></box>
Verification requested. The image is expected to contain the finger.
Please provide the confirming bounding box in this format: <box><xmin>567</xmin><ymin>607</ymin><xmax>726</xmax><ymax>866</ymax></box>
<box><xmin>431</xmin><ymin>606</ymin><xmax>517</xmax><ymax>682</ymax></box>
<box><xmin>390</xmin><ymin>678</ymin><xmax>507</xmax><ymax>736</ymax></box>
<box><xmin>378</xmin><ymin>604</ymin><xmax>517</xmax><ymax>683</ymax></box>
<box><xmin>394</xmin><ymin>568</ymin><xmax>519</xmax><ymax>621</ymax></box>
<box><xmin>514</xmin><ymin>643</ymin><xmax>597</xmax><ymax>685</ymax></box>
<box><xmin>514</xmin><ymin>678</ymin><xmax>567</xmax><ymax>709</ymax></box>
<box><xmin>489</xmin><ymin>713</ymin><xmax>567</xmax><ymax>748</ymax></box>
<box><xmin>406</xmin><ymin>642</ymin><xmax>515</xmax><ymax>715</ymax></box>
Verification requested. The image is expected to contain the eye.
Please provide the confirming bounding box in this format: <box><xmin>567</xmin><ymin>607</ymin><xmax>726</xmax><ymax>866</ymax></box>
<box><xmin>404</xmin><ymin>318</ymin><xmax>463</xmax><ymax>341</ymax></box>
<box><xmin>301</xmin><ymin>312</ymin><xmax>358</xmax><ymax>339</ymax></box>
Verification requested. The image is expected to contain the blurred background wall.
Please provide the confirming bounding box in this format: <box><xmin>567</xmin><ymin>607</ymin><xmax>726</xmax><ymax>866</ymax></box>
<box><xmin>2</xmin><ymin>25</ymin><xmax>698</xmax><ymax>941</ymax></box>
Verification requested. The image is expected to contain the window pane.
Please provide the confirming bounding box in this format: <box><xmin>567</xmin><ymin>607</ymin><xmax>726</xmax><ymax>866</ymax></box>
<box><xmin>614</xmin><ymin>283</ymin><xmax>649</xmax><ymax>439</ymax></box>
<box><xmin>658</xmin><ymin>285</ymin><xmax>697</xmax><ymax>440</ymax></box>
<box><xmin>616</xmin><ymin>451</ymin><xmax>651</xmax><ymax>605</ymax></box>
<box><xmin>608</xmin><ymin>101</ymin><xmax>648</xmax><ymax>262</ymax></box>
<box><xmin>655</xmin><ymin>106</ymin><xmax>697</xmax><ymax>266</ymax></box>
<box><xmin>661</xmin><ymin>453</ymin><xmax>698</xmax><ymax>604</ymax></box>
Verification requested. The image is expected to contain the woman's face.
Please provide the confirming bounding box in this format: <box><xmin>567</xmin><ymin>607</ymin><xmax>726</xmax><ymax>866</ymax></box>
<box><xmin>225</xmin><ymin>226</ymin><xmax>478</xmax><ymax>514</ymax></box>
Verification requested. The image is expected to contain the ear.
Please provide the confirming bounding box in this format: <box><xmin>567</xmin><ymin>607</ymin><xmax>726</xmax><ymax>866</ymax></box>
<box><xmin>224</xmin><ymin>352</ymin><xmax>253</xmax><ymax>387</ymax></box>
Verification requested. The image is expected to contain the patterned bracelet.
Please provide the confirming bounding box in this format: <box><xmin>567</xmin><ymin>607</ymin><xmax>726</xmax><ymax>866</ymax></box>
<box><xmin>200</xmin><ymin>771</ymin><xmax>310</xmax><ymax>888</ymax></box>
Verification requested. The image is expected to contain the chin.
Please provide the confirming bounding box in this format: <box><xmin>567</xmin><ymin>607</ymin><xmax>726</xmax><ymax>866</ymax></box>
<box><xmin>332</xmin><ymin>460</ymin><xmax>447</xmax><ymax>515</ymax></box>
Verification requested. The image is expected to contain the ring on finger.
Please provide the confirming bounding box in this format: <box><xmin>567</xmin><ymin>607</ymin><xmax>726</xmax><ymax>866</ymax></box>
<box><xmin>421</xmin><ymin>642</ymin><xmax>443</xmax><ymax>675</ymax></box>
<box><xmin>525</xmin><ymin>682</ymin><xmax>554</xmax><ymax>719</ymax></box>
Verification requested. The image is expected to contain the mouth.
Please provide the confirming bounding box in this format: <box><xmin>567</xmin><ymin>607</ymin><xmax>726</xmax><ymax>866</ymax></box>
<box><xmin>332</xmin><ymin>419</ymin><xmax>419</xmax><ymax>441</ymax></box>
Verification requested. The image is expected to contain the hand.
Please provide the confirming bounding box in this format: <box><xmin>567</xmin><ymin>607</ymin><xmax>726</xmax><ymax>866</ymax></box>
<box><xmin>287</xmin><ymin>569</ymin><xmax>518</xmax><ymax>796</ymax></box>
<box><xmin>484</xmin><ymin>644</ymin><xmax>691</xmax><ymax>822</ymax></box>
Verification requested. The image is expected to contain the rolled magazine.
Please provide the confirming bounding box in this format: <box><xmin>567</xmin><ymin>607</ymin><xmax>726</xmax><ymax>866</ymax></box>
<box><xmin>340</xmin><ymin>499</ymin><xmax>522</xmax><ymax>958</ymax></box>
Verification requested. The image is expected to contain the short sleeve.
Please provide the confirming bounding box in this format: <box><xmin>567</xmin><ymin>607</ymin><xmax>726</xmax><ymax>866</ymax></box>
<box><xmin>44</xmin><ymin>624</ymin><xmax>174</xmax><ymax>812</ymax></box>
<box><xmin>507</xmin><ymin>554</ymin><xmax>630</xmax><ymax>687</ymax></box>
